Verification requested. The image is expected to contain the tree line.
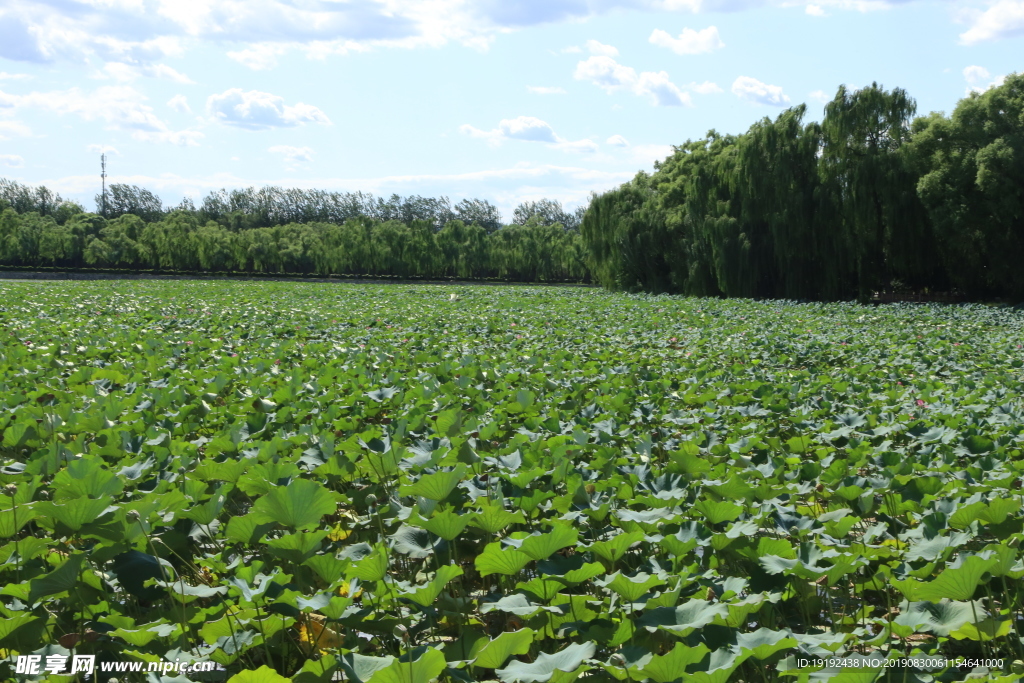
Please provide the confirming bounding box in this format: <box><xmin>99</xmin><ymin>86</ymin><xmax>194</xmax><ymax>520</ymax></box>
<box><xmin>0</xmin><ymin>182</ymin><xmax>588</xmax><ymax>281</ymax></box>
<box><xmin>582</xmin><ymin>74</ymin><xmax>1024</xmax><ymax>301</ymax></box>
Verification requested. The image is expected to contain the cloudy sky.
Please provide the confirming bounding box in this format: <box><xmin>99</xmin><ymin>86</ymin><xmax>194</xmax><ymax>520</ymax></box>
<box><xmin>0</xmin><ymin>0</ymin><xmax>1020</xmax><ymax>218</ymax></box>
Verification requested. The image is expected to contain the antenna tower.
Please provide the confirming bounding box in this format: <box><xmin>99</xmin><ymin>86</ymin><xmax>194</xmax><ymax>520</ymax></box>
<box><xmin>100</xmin><ymin>153</ymin><xmax>107</xmax><ymax>217</ymax></box>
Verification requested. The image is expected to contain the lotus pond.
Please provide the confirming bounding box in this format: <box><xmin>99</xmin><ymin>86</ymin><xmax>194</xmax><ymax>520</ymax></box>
<box><xmin>2</xmin><ymin>281</ymin><xmax>1024</xmax><ymax>682</ymax></box>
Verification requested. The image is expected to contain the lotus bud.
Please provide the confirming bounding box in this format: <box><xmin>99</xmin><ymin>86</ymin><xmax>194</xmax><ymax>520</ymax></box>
<box><xmin>365</xmin><ymin>494</ymin><xmax>378</xmax><ymax>507</ymax></box>
<box><xmin>392</xmin><ymin>624</ymin><xmax>409</xmax><ymax>641</ymax></box>
<box><xmin>126</xmin><ymin>510</ymin><xmax>141</xmax><ymax>522</ymax></box>
<box><xmin>1011</xmin><ymin>661</ymin><xmax>1024</xmax><ymax>676</ymax></box>
<box><xmin>789</xmin><ymin>525</ymin><xmax>800</xmax><ymax>537</ymax></box>
<box><xmin>3</xmin><ymin>483</ymin><xmax>17</xmax><ymax>497</ymax></box>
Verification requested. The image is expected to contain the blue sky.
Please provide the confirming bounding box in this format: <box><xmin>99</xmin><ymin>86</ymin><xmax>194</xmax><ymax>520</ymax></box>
<box><xmin>0</xmin><ymin>0</ymin><xmax>1021</xmax><ymax>219</ymax></box>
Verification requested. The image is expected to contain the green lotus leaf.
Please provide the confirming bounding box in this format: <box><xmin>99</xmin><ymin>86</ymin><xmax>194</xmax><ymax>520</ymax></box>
<box><xmin>476</xmin><ymin>542</ymin><xmax>531</xmax><ymax>577</ymax></box>
<box><xmin>597</xmin><ymin>571</ymin><xmax>666</xmax><ymax>602</ymax></box>
<box><xmin>338</xmin><ymin>653</ymin><xmax>396</xmax><ymax>683</ymax></box>
<box><xmin>692</xmin><ymin>499</ymin><xmax>744</xmax><ymax>525</ymax></box>
<box><xmin>423</xmin><ymin>508</ymin><xmax>470</xmax><ymax>540</ymax></box>
<box><xmin>517</xmin><ymin>525</ymin><xmax>578</xmax><ymax>561</ymax></box>
<box><xmin>471</xmin><ymin>502</ymin><xmax>526</xmax><ymax>534</ymax></box>
<box><xmin>892</xmin><ymin>554</ymin><xmax>996</xmax><ymax>602</ymax></box>
<box><xmin>496</xmin><ymin>642</ymin><xmax>595</xmax><ymax>683</ymax></box>
<box><xmin>391</xmin><ymin>525</ymin><xmax>439</xmax><ymax>558</ymax></box>
<box><xmin>473</xmin><ymin>629</ymin><xmax>535</xmax><ymax>669</ymax></box>
<box><xmin>366</xmin><ymin>648</ymin><xmax>447</xmax><ymax>683</ymax></box>
<box><xmin>349</xmin><ymin>546</ymin><xmax>389</xmax><ymax>582</ymax></box>
<box><xmin>588</xmin><ymin>530</ymin><xmax>644</xmax><ymax>564</ymax></box>
<box><xmin>734</xmin><ymin>627</ymin><xmax>798</xmax><ymax>659</ymax></box>
<box><xmin>639</xmin><ymin>643</ymin><xmax>710</xmax><ymax>683</ymax></box>
<box><xmin>251</xmin><ymin>479</ymin><xmax>336</xmax><ymax>530</ymax></box>
<box><xmin>893</xmin><ymin>599</ymin><xmax>982</xmax><ymax>636</ymax></box>
<box><xmin>638</xmin><ymin>600</ymin><xmax>729</xmax><ymax>635</ymax></box>
<box><xmin>404</xmin><ymin>564</ymin><xmax>463</xmax><ymax>607</ymax></box>
<box><xmin>228</xmin><ymin>665</ymin><xmax>292</xmax><ymax>683</ymax></box>
<box><xmin>402</xmin><ymin>464</ymin><xmax>467</xmax><ymax>501</ymax></box>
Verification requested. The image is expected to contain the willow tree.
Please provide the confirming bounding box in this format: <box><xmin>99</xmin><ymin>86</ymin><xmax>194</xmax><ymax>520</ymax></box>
<box><xmin>911</xmin><ymin>73</ymin><xmax>1024</xmax><ymax>297</ymax></box>
<box><xmin>650</xmin><ymin>133</ymin><xmax>744</xmax><ymax>296</ymax></box>
<box><xmin>736</xmin><ymin>106</ymin><xmax>832</xmax><ymax>299</ymax></box>
<box><xmin>580</xmin><ymin>173</ymin><xmax>676</xmax><ymax>292</ymax></box>
<box><xmin>821</xmin><ymin>83</ymin><xmax>930</xmax><ymax>301</ymax></box>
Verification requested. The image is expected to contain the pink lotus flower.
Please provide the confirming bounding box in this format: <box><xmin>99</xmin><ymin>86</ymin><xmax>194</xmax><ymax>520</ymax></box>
<box><xmin>916</xmin><ymin>399</ymin><xmax>926</xmax><ymax>407</ymax></box>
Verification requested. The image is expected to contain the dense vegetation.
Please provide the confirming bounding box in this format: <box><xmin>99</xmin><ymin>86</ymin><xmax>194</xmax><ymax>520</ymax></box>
<box><xmin>0</xmin><ymin>184</ymin><xmax>588</xmax><ymax>282</ymax></box>
<box><xmin>4</xmin><ymin>76</ymin><xmax>1022</xmax><ymax>299</ymax></box>
<box><xmin>2</xmin><ymin>281</ymin><xmax>1024</xmax><ymax>681</ymax></box>
<box><xmin>582</xmin><ymin>75</ymin><xmax>1024</xmax><ymax>302</ymax></box>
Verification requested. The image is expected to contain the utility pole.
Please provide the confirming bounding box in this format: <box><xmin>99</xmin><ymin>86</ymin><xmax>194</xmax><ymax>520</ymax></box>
<box><xmin>100</xmin><ymin>153</ymin><xmax>107</xmax><ymax>217</ymax></box>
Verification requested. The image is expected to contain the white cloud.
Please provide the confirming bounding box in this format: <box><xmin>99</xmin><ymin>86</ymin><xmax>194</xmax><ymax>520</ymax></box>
<box><xmin>528</xmin><ymin>86</ymin><xmax>568</xmax><ymax>95</ymax></box>
<box><xmin>269</xmin><ymin>145</ymin><xmax>315</xmax><ymax>164</ymax></box>
<box><xmin>0</xmin><ymin>85</ymin><xmax>202</xmax><ymax>145</ymax></box>
<box><xmin>809</xmin><ymin>89</ymin><xmax>831</xmax><ymax>103</ymax></box>
<box><xmin>206</xmin><ymin>89</ymin><xmax>331</xmax><ymax>130</ymax></box>
<box><xmin>606</xmin><ymin>134</ymin><xmax>630</xmax><ymax>146</ymax></box>
<box><xmin>134</xmin><ymin>130</ymin><xmax>204</xmax><ymax>146</ymax></box>
<box><xmin>574</xmin><ymin>56</ymin><xmax>639</xmax><ymax>92</ymax></box>
<box><xmin>585</xmin><ymin>39</ymin><xmax>619</xmax><ymax>57</ymax></box>
<box><xmin>651</xmin><ymin>0</ymin><xmax>703</xmax><ymax>10</ymax></box>
<box><xmin>637</xmin><ymin>71</ymin><xmax>693</xmax><ymax>107</ymax></box>
<box><xmin>732</xmin><ymin>76</ymin><xmax>790</xmax><ymax>106</ymax></box>
<box><xmin>964</xmin><ymin>65</ymin><xmax>991</xmax><ymax>84</ymax></box>
<box><xmin>560</xmin><ymin>46</ymin><xmax>583</xmax><ymax>54</ymax></box>
<box><xmin>87</xmin><ymin>144</ymin><xmax>120</xmax><ymax>155</ymax></box>
<box><xmin>0</xmin><ymin>72</ymin><xmax>31</xmax><ymax>81</ymax></box>
<box><xmin>963</xmin><ymin>65</ymin><xmax>1006</xmax><ymax>93</ymax></box>
<box><xmin>805</xmin><ymin>4</ymin><xmax>826</xmax><ymax>15</ymax></box>
<box><xmin>574</xmin><ymin>56</ymin><xmax>692</xmax><ymax>106</ymax></box>
<box><xmin>628</xmin><ymin>143</ymin><xmax>675</xmax><ymax>167</ymax></box>
<box><xmin>0</xmin><ymin>120</ymin><xmax>32</xmax><ymax>140</ymax></box>
<box><xmin>499</xmin><ymin>116</ymin><xmax>559</xmax><ymax>142</ymax></box>
<box><xmin>3</xmin><ymin>85</ymin><xmax>158</xmax><ymax>132</ymax></box>
<box><xmin>648</xmin><ymin>26</ymin><xmax>724</xmax><ymax>55</ymax></box>
<box><xmin>552</xmin><ymin>139</ymin><xmax>600</xmax><ymax>153</ymax></box>
<box><xmin>0</xmin><ymin>2</ymin><xmax>185</xmax><ymax>66</ymax></box>
<box><xmin>960</xmin><ymin>1</ymin><xmax>1024</xmax><ymax>44</ymax></box>
<box><xmin>0</xmin><ymin>0</ymin><xmax>835</xmax><ymax>77</ymax></box>
<box><xmin>227</xmin><ymin>44</ymin><xmax>289</xmax><ymax>70</ymax></box>
<box><xmin>0</xmin><ymin>154</ymin><xmax>25</xmax><ymax>168</ymax></box>
<box><xmin>100</xmin><ymin>62</ymin><xmax>194</xmax><ymax>84</ymax></box>
<box><xmin>688</xmin><ymin>80</ymin><xmax>723</xmax><ymax>94</ymax></box>
<box><xmin>461</xmin><ymin>115</ymin><xmax>597</xmax><ymax>153</ymax></box>
<box><xmin>168</xmin><ymin>94</ymin><xmax>191</xmax><ymax>114</ymax></box>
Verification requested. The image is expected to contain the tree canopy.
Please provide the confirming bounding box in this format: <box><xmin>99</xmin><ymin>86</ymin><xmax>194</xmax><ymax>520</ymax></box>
<box><xmin>582</xmin><ymin>75</ymin><xmax>1024</xmax><ymax>301</ymax></box>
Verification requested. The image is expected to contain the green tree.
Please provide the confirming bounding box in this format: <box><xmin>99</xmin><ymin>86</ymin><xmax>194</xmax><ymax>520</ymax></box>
<box><xmin>911</xmin><ymin>73</ymin><xmax>1024</xmax><ymax>297</ymax></box>
<box><xmin>821</xmin><ymin>83</ymin><xmax>929</xmax><ymax>301</ymax></box>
